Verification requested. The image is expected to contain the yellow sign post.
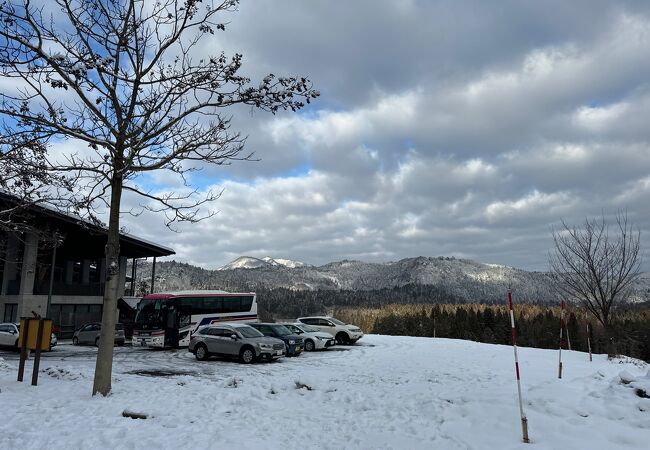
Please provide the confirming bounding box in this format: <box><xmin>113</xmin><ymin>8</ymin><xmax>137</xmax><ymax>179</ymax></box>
<box><xmin>17</xmin><ymin>317</ymin><xmax>52</xmax><ymax>386</ymax></box>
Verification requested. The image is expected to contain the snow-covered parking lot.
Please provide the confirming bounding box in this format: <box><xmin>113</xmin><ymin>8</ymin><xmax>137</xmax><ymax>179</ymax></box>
<box><xmin>1</xmin><ymin>335</ymin><xmax>649</xmax><ymax>449</ymax></box>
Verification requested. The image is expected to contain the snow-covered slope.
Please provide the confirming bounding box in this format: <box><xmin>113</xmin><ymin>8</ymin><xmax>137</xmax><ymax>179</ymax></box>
<box><xmin>262</xmin><ymin>256</ymin><xmax>305</xmax><ymax>268</ymax></box>
<box><xmin>219</xmin><ymin>256</ymin><xmax>306</xmax><ymax>270</ymax></box>
<box><xmin>0</xmin><ymin>336</ymin><xmax>648</xmax><ymax>449</ymax></box>
<box><xmin>218</xmin><ymin>256</ymin><xmax>270</xmax><ymax>270</ymax></box>
<box><xmin>137</xmin><ymin>257</ymin><xmax>650</xmax><ymax>304</ymax></box>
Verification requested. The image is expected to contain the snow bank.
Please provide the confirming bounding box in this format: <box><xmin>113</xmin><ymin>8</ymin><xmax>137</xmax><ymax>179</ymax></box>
<box><xmin>0</xmin><ymin>336</ymin><xmax>648</xmax><ymax>449</ymax></box>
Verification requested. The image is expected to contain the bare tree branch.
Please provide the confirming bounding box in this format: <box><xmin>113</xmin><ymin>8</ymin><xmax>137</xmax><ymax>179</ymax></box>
<box><xmin>0</xmin><ymin>0</ymin><xmax>319</xmax><ymax>396</ymax></box>
<box><xmin>549</xmin><ymin>212</ymin><xmax>642</xmax><ymax>354</ymax></box>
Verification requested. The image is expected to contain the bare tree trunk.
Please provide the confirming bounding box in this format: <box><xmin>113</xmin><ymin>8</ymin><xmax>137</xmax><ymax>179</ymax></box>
<box><xmin>92</xmin><ymin>174</ymin><xmax>122</xmax><ymax>396</ymax></box>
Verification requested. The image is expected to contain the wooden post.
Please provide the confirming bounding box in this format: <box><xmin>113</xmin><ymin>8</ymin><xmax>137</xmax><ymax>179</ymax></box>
<box><xmin>17</xmin><ymin>318</ymin><xmax>30</xmax><ymax>382</ymax></box>
<box><xmin>31</xmin><ymin>319</ymin><xmax>45</xmax><ymax>386</ymax></box>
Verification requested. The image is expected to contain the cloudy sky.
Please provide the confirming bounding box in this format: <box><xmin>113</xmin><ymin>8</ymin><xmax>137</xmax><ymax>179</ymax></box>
<box><xmin>115</xmin><ymin>0</ymin><xmax>650</xmax><ymax>270</ymax></box>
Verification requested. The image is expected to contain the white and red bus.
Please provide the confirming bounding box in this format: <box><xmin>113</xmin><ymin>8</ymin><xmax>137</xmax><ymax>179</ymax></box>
<box><xmin>132</xmin><ymin>290</ymin><xmax>258</xmax><ymax>348</ymax></box>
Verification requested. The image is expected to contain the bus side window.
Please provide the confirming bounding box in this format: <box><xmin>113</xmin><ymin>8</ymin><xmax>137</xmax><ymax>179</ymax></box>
<box><xmin>223</xmin><ymin>296</ymin><xmax>242</xmax><ymax>313</ymax></box>
<box><xmin>203</xmin><ymin>296</ymin><xmax>224</xmax><ymax>314</ymax></box>
<box><xmin>240</xmin><ymin>296</ymin><xmax>253</xmax><ymax>312</ymax></box>
<box><xmin>178</xmin><ymin>297</ymin><xmax>201</xmax><ymax>314</ymax></box>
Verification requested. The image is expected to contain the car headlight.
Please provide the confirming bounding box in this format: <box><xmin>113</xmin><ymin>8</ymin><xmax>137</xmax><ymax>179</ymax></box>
<box><xmin>258</xmin><ymin>343</ymin><xmax>272</xmax><ymax>349</ymax></box>
<box><xmin>288</xmin><ymin>340</ymin><xmax>295</xmax><ymax>344</ymax></box>
<box><xmin>316</xmin><ymin>336</ymin><xmax>327</xmax><ymax>340</ymax></box>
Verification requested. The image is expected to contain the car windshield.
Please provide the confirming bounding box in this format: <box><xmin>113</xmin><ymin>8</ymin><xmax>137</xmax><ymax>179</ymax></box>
<box><xmin>134</xmin><ymin>299</ymin><xmax>165</xmax><ymax>327</ymax></box>
<box><xmin>329</xmin><ymin>318</ymin><xmax>346</xmax><ymax>325</ymax></box>
<box><xmin>237</xmin><ymin>326</ymin><xmax>264</xmax><ymax>338</ymax></box>
<box><xmin>272</xmin><ymin>325</ymin><xmax>293</xmax><ymax>336</ymax></box>
<box><xmin>297</xmin><ymin>324</ymin><xmax>319</xmax><ymax>333</ymax></box>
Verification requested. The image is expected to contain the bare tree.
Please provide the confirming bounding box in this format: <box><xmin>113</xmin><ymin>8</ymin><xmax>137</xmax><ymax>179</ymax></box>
<box><xmin>0</xmin><ymin>133</ymin><xmax>78</xmax><ymax>231</ymax></box>
<box><xmin>0</xmin><ymin>0</ymin><xmax>318</xmax><ymax>395</ymax></box>
<box><xmin>549</xmin><ymin>213</ymin><xmax>642</xmax><ymax>355</ymax></box>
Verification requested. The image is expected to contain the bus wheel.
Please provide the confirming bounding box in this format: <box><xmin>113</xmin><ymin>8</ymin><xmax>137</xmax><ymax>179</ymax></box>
<box><xmin>195</xmin><ymin>344</ymin><xmax>208</xmax><ymax>361</ymax></box>
<box><xmin>239</xmin><ymin>347</ymin><xmax>255</xmax><ymax>364</ymax></box>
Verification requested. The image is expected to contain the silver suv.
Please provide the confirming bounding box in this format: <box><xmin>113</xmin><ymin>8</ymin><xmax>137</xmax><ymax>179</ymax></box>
<box><xmin>72</xmin><ymin>322</ymin><xmax>126</xmax><ymax>346</ymax></box>
<box><xmin>189</xmin><ymin>323</ymin><xmax>286</xmax><ymax>363</ymax></box>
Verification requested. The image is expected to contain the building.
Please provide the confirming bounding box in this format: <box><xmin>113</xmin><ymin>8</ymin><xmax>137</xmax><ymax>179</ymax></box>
<box><xmin>0</xmin><ymin>192</ymin><xmax>174</xmax><ymax>336</ymax></box>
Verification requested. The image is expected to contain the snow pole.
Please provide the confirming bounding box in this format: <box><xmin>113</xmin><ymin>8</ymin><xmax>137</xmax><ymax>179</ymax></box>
<box><xmin>558</xmin><ymin>300</ymin><xmax>565</xmax><ymax>379</ymax></box>
<box><xmin>508</xmin><ymin>289</ymin><xmax>530</xmax><ymax>443</ymax></box>
<box><xmin>565</xmin><ymin>304</ymin><xmax>572</xmax><ymax>351</ymax></box>
<box><xmin>586</xmin><ymin>314</ymin><xmax>592</xmax><ymax>362</ymax></box>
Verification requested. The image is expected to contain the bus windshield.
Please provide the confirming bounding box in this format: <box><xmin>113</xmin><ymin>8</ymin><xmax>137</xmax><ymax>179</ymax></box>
<box><xmin>134</xmin><ymin>299</ymin><xmax>165</xmax><ymax>329</ymax></box>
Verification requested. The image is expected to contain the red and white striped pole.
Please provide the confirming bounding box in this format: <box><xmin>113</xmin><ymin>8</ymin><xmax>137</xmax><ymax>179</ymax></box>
<box><xmin>586</xmin><ymin>312</ymin><xmax>592</xmax><ymax>362</ymax></box>
<box><xmin>508</xmin><ymin>289</ymin><xmax>530</xmax><ymax>443</ymax></box>
<box><xmin>565</xmin><ymin>305</ymin><xmax>572</xmax><ymax>351</ymax></box>
<box><xmin>558</xmin><ymin>300</ymin><xmax>565</xmax><ymax>379</ymax></box>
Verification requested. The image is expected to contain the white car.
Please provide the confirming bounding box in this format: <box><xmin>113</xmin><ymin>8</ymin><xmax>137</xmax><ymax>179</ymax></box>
<box><xmin>0</xmin><ymin>322</ymin><xmax>57</xmax><ymax>351</ymax></box>
<box><xmin>296</xmin><ymin>316</ymin><xmax>364</xmax><ymax>345</ymax></box>
<box><xmin>282</xmin><ymin>323</ymin><xmax>336</xmax><ymax>351</ymax></box>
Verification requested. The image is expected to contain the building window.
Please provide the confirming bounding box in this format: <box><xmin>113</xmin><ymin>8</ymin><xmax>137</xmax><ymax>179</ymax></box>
<box><xmin>3</xmin><ymin>303</ymin><xmax>18</xmax><ymax>322</ymax></box>
<box><xmin>49</xmin><ymin>304</ymin><xmax>103</xmax><ymax>338</ymax></box>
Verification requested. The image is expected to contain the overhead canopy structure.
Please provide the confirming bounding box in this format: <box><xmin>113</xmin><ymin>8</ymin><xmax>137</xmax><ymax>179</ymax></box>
<box><xmin>0</xmin><ymin>190</ymin><xmax>175</xmax><ymax>259</ymax></box>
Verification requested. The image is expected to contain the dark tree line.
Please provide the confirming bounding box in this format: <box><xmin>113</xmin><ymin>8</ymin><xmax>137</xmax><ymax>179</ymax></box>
<box><xmin>256</xmin><ymin>284</ymin><xmax>464</xmax><ymax>319</ymax></box>
<box><xmin>372</xmin><ymin>304</ymin><xmax>650</xmax><ymax>362</ymax></box>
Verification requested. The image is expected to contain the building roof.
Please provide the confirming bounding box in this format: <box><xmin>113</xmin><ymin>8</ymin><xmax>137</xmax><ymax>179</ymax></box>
<box><xmin>0</xmin><ymin>191</ymin><xmax>175</xmax><ymax>259</ymax></box>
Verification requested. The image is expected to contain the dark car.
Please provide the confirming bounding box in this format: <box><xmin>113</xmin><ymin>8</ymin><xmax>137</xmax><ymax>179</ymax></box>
<box><xmin>248</xmin><ymin>323</ymin><xmax>303</xmax><ymax>356</ymax></box>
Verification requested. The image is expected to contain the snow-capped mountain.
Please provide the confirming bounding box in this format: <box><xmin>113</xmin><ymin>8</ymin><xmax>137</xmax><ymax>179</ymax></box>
<box><xmin>261</xmin><ymin>256</ymin><xmax>305</xmax><ymax>268</ymax></box>
<box><xmin>218</xmin><ymin>256</ymin><xmax>269</xmax><ymax>270</ymax></box>
<box><xmin>219</xmin><ymin>256</ymin><xmax>306</xmax><ymax>270</ymax></box>
<box><xmin>135</xmin><ymin>256</ymin><xmax>650</xmax><ymax>304</ymax></box>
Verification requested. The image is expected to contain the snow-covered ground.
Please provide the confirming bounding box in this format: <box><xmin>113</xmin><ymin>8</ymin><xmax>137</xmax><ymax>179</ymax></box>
<box><xmin>0</xmin><ymin>335</ymin><xmax>649</xmax><ymax>449</ymax></box>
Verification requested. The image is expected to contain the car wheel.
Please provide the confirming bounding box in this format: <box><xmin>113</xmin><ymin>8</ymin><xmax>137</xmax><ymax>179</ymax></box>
<box><xmin>72</xmin><ymin>337</ymin><xmax>79</xmax><ymax>345</ymax></box>
<box><xmin>304</xmin><ymin>339</ymin><xmax>315</xmax><ymax>352</ymax></box>
<box><xmin>95</xmin><ymin>337</ymin><xmax>100</xmax><ymax>347</ymax></box>
<box><xmin>239</xmin><ymin>347</ymin><xmax>256</xmax><ymax>364</ymax></box>
<box><xmin>336</xmin><ymin>332</ymin><xmax>350</xmax><ymax>345</ymax></box>
<box><xmin>194</xmin><ymin>344</ymin><xmax>208</xmax><ymax>361</ymax></box>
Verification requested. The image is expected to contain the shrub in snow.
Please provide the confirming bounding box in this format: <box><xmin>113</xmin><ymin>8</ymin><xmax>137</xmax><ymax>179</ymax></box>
<box><xmin>122</xmin><ymin>410</ymin><xmax>149</xmax><ymax>420</ymax></box>
<box><xmin>225</xmin><ymin>377</ymin><xmax>242</xmax><ymax>388</ymax></box>
<box><xmin>294</xmin><ymin>380</ymin><xmax>314</xmax><ymax>391</ymax></box>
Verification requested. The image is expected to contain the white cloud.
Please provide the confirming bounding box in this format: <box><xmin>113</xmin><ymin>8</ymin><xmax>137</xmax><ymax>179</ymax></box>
<box><xmin>28</xmin><ymin>1</ymin><xmax>650</xmax><ymax>271</ymax></box>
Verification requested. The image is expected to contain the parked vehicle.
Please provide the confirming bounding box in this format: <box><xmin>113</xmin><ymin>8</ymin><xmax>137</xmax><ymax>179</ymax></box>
<box><xmin>72</xmin><ymin>322</ymin><xmax>126</xmax><ymax>346</ymax></box>
<box><xmin>133</xmin><ymin>290</ymin><xmax>258</xmax><ymax>348</ymax></box>
<box><xmin>281</xmin><ymin>323</ymin><xmax>335</xmax><ymax>351</ymax></box>
<box><xmin>296</xmin><ymin>316</ymin><xmax>364</xmax><ymax>345</ymax></box>
<box><xmin>0</xmin><ymin>322</ymin><xmax>57</xmax><ymax>351</ymax></box>
<box><xmin>188</xmin><ymin>323</ymin><xmax>285</xmax><ymax>363</ymax></box>
<box><xmin>248</xmin><ymin>323</ymin><xmax>304</xmax><ymax>356</ymax></box>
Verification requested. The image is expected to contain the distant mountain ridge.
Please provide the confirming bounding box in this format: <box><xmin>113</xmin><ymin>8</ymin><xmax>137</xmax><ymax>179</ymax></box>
<box><xmin>132</xmin><ymin>255</ymin><xmax>650</xmax><ymax>304</ymax></box>
<box><xmin>218</xmin><ymin>256</ymin><xmax>306</xmax><ymax>270</ymax></box>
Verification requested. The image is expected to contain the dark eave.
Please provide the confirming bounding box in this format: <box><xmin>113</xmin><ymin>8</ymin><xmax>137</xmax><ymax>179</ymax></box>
<box><xmin>0</xmin><ymin>191</ymin><xmax>175</xmax><ymax>259</ymax></box>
